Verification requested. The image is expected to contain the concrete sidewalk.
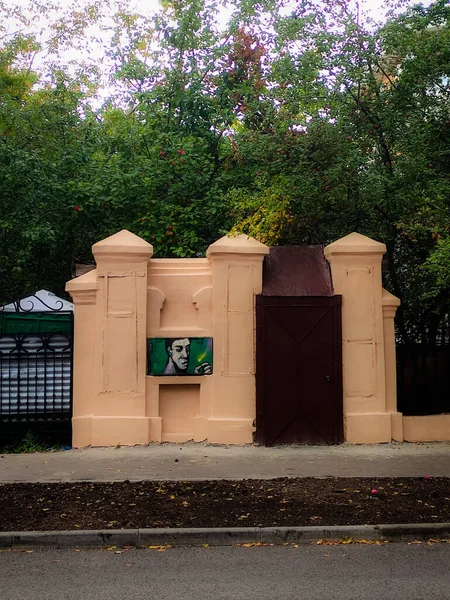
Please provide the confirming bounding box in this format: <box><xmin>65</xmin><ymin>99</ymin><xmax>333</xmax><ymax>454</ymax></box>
<box><xmin>1</xmin><ymin>442</ymin><xmax>449</xmax><ymax>483</ymax></box>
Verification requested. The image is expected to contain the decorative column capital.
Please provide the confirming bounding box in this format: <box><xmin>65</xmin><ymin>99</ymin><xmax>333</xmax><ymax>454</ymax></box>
<box><xmin>325</xmin><ymin>232</ymin><xmax>386</xmax><ymax>261</ymax></box>
<box><xmin>93</xmin><ymin>229</ymin><xmax>153</xmax><ymax>265</ymax></box>
<box><xmin>207</xmin><ymin>234</ymin><xmax>269</xmax><ymax>260</ymax></box>
<box><xmin>382</xmin><ymin>288</ymin><xmax>401</xmax><ymax>319</ymax></box>
<box><xmin>66</xmin><ymin>269</ymin><xmax>98</xmax><ymax>305</ymax></box>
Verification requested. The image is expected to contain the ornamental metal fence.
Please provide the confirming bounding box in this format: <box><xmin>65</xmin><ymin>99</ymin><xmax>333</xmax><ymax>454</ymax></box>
<box><xmin>0</xmin><ymin>295</ymin><xmax>73</xmax><ymax>443</ymax></box>
<box><xmin>396</xmin><ymin>344</ymin><xmax>450</xmax><ymax>416</ymax></box>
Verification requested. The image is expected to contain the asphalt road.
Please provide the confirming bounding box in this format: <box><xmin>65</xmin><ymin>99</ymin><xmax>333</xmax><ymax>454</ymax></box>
<box><xmin>1</xmin><ymin>543</ymin><xmax>450</xmax><ymax>600</ymax></box>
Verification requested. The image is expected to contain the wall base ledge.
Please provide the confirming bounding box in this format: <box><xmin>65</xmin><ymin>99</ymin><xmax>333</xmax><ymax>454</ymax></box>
<box><xmin>148</xmin><ymin>416</ymin><xmax>162</xmax><ymax>443</ymax></box>
<box><xmin>86</xmin><ymin>416</ymin><xmax>149</xmax><ymax>447</ymax></box>
<box><xmin>72</xmin><ymin>416</ymin><xmax>93</xmax><ymax>449</ymax></box>
<box><xmin>208</xmin><ymin>417</ymin><xmax>254</xmax><ymax>445</ymax></box>
<box><xmin>345</xmin><ymin>412</ymin><xmax>392</xmax><ymax>444</ymax></box>
<box><xmin>391</xmin><ymin>411</ymin><xmax>404</xmax><ymax>442</ymax></box>
<box><xmin>403</xmin><ymin>415</ymin><xmax>450</xmax><ymax>442</ymax></box>
<box><xmin>161</xmin><ymin>433</ymin><xmax>196</xmax><ymax>443</ymax></box>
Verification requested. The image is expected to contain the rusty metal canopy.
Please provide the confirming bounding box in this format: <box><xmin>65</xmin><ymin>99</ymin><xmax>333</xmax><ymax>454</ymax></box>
<box><xmin>262</xmin><ymin>246</ymin><xmax>334</xmax><ymax>297</ymax></box>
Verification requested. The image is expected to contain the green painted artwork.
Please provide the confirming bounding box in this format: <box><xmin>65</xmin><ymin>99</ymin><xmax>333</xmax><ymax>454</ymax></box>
<box><xmin>147</xmin><ymin>337</ymin><xmax>213</xmax><ymax>376</ymax></box>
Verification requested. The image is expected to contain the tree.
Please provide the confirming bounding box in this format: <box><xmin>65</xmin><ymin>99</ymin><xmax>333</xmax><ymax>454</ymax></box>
<box><xmin>228</xmin><ymin>0</ymin><xmax>450</xmax><ymax>344</ymax></box>
<box><xmin>1</xmin><ymin>0</ymin><xmax>449</xmax><ymax>346</ymax></box>
<box><xmin>0</xmin><ymin>0</ymin><xmax>236</xmax><ymax>301</ymax></box>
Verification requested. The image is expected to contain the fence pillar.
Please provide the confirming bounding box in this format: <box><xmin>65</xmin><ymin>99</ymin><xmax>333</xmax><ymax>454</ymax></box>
<box><xmin>325</xmin><ymin>232</ymin><xmax>396</xmax><ymax>443</ymax></box>
<box><xmin>66</xmin><ymin>270</ymin><xmax>97</xmax><ymax>448</ymax></box>
<box><xmin>67</xmin><ymin>230</ymin><xmax>153</xmax><ymax>446</ymax></box>
<box><xmin>206</xmin><ymin>234</ymin><xmax>269</xmax><ymax>444</ymax></box>
<box><xmin>382</xmin><ymin>289</ymin><xmax>403</xmax><ymax>441</ymax></box>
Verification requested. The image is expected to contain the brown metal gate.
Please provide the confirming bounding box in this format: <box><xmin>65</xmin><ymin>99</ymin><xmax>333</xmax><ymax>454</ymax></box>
<box><xmin>256</xmin><ymin>296</ymin><xmax>343</xmax><ymax>446</ymax></box>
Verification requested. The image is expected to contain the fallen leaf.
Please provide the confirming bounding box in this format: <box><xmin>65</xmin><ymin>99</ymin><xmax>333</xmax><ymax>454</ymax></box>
<box><xmin>314</xmin><ymin>538</ymin><xmax>387</xmax><ymax>546</ymax></box>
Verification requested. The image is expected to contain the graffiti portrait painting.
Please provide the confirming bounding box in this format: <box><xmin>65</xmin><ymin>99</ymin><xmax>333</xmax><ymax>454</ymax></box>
<box><xmin>147</xmin><ymin>337</ymin><xmax>213</xmax><ymax>376</ymax></box>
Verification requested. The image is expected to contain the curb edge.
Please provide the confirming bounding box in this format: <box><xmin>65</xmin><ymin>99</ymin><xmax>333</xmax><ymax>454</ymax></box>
<box><xmin>1</xmin><ymin>523</ymin><xmax>450</xmax><ymax>549</ymax></box>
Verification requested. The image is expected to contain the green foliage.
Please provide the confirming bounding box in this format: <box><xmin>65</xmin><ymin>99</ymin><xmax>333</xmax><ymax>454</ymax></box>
<box><xmin>424</xmin><ymin>237</ymin><xmax>450</xmax><ymax>295</ymax></box>
<box><xmin>0</xmin><ymin>0</ymin><xmax>449</xmax><ymax>343</ymax></box>
<box><xmin>0</xmin><ymin>431</ymin><xmax>56</xmax><ymax>453</ymax></box>
<box><xmin>228</xmin><ymin>0</ymin><xmax>450</xmax><ymax>343</ymax></box>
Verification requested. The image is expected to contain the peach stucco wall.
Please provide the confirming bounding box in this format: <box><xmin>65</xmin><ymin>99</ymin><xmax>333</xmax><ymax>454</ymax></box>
<box><xmin>403</xmin><ymin>415</ymin><xmax>450</xmax><ymax>442</ymax></box>
<box><xmin>324</xmin><ymin>233</ymin><xmax>403</xmax><ymax>443</ymax></box>
<box><xmin>67</xmin><ymin>229</ymin><xmax>447</xmax><ymax>447</ymax></box>
<box><xmin>67</xmin><ymin>230</ymin><xmax>269</xmax><ymax>447</ymax></box>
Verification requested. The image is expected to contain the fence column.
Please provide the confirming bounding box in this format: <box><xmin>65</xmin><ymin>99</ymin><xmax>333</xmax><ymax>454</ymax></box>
<box><xmin>66</xmin><ymin>270</ymin><xmax>97</xmax><ymax>448</ymax></box>
<box><xmin>206</xmin><ymin>234</ymin><xmax>269</xmax><ymax>444</ymax></box>
<box><xmin>325</xmin><ymin>232</ymin><xmax>394</xmax><ymax>443</ymax></box>
<box><xmin>67</xmin><ymin>230</ymin><xmax>153</xmax><ymax>446</ymax></box>
<box><xmin>382</xmin><ymin>289</ymin><xmax>403</xmax><ymax>441</ymax></box>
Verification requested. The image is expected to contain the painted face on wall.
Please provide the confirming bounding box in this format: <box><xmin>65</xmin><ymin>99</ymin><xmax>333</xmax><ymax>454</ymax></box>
<box><xmin>149</xmin><ymin>337</ymin><xmax>213</xmax><ymax>376</ymax></box>
<box><xmin>168</xmin><ymin>338</ymin><xmax>190</xmax><ymax>371</ymax></box>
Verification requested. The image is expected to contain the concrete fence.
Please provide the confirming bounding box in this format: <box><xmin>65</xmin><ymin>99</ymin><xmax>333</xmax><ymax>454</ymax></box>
<box><xmin>66</xmin><ymin>230</ymin><xmax>449</xmax><ymax>446</ymax></box>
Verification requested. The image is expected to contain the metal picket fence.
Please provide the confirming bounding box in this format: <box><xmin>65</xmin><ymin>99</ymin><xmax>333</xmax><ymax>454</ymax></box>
<box><xmin>0</xmin><ymin>299</ymin><xmax>73</xmax><ymax>442</ymax></box>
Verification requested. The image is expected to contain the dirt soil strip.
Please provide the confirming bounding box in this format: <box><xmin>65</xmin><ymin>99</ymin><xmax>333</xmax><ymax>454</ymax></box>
<box><xmin>2</xmin><ymin>478</ymin><xmax>450</xmax><ymax>531</ymax></box>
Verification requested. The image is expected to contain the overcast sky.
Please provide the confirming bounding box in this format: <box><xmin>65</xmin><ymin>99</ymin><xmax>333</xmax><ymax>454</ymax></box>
<box><xmin>6</xmin><ymin>0</ymin><xmax>432</xmax><ymax>24</ymax></box>
<box><xmin>3</xmin><ymin>0</ymin><xmax>432</xmax><ymax>98</ymax></box>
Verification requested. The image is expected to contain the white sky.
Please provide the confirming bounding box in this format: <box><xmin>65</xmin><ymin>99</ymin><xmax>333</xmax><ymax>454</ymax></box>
<box><xmin>3</xmin><ymin>0</ymin><xmax>433</xmax><ymax>99</ymax></box>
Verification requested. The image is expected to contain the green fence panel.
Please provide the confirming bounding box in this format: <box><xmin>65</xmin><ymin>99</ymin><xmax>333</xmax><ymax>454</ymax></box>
<box><xmin>0</xmin><ymin>312</ymin><xmax>72</xmax><ymax>335</ymax></box>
